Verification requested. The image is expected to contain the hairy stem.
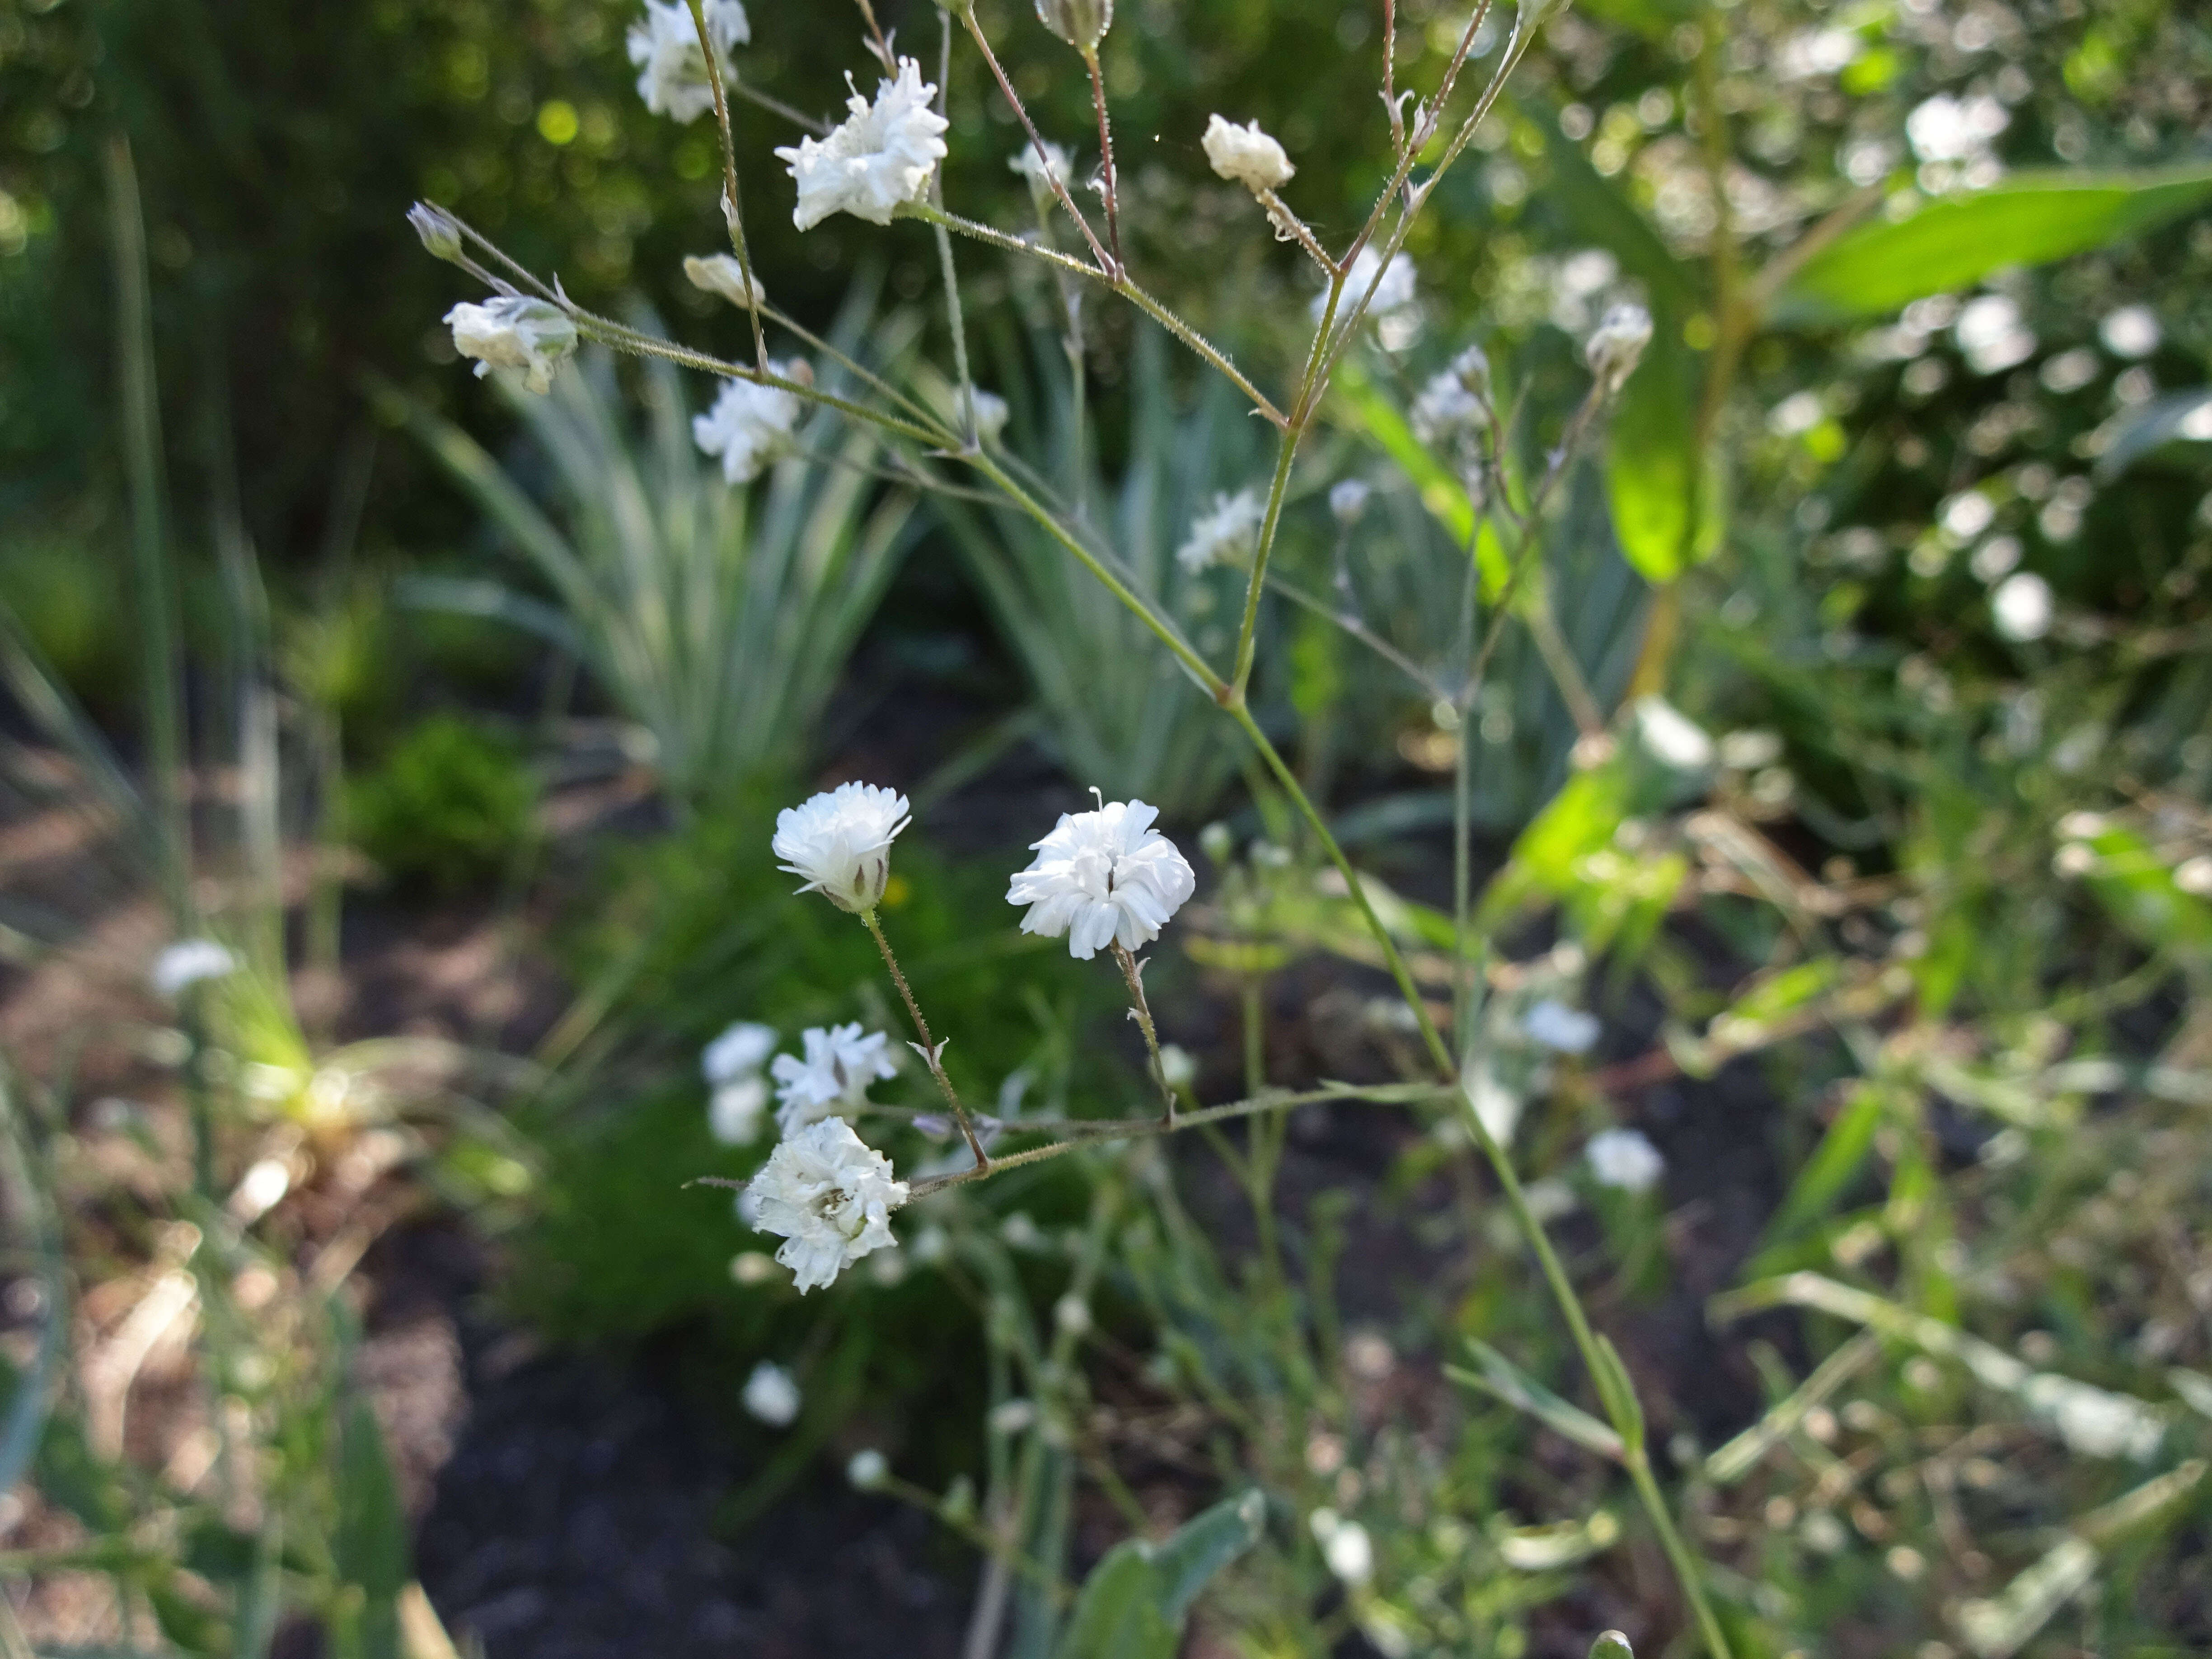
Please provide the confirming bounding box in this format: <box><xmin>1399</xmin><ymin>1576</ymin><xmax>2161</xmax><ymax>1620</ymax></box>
<box><xmin>863</xmin><ymin>909</ymin><xmax>989</xmax><ymax>1170</ymax></box>
<box><xmin>1082</xmin><ymin>47</ymin><xmax>1122</xmax><ymax>271</ymax></box>
<box><xmin>1110</xmin><ymin>942</ymin><xmax>1174</xmax><ymax>1122</ymax></box>
<box><xmin>685</xmin><ymin>0</ymin><xmax>767</xmax><ymax>374</ymax></box>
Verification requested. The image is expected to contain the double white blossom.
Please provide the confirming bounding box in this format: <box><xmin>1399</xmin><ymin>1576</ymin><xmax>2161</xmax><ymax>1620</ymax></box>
<box><xmin>1007</xmin><ymin>798</ymin><xmax>1196</xmax><ymax>960</ymax></box>
<box><xmin>1586</xmin><ymin>1127</ymin><xmax>1664</xmax><ymax>1193</ymax></box>
<box><xmin>742</xmin><ymin>1360</ymin><xmax>801</xmax><ymax>1426</ymax></box>
<box><xmin>693</xmin><ymin>365</ymin><xmax>804</xmax><ymax>484</ymax></box>
<box><xmin>628</xmin><ymin>0</ymin><xmax>750</xmax><ymax>123</ymax></box>
<box><xmin>1319</xmin><ymin>246</ymin><xmax>1417</xmax><ymax>329</ymax></box>
<box><xmin>772</xmin><ymin>782</ymin><xmax>912</xmax><ymax>914</ymax></box>
<box><xmin>1176</xmin><ymin>487</ymin><xmax>1266</xmax><ymax>574</ymax></box>
<box><xmin>1586</xmin><ymin>302</ymin><xmax>1654</xmax><ymax>394</ymax></box>
<box><xmin>1201</xmin><ymin>115</ymin><xmax>1294</xmax><ymax>192</ymax></box>
<box><xmin>151</xmin><ymin>939</ymin><xmax>238</xmax><ymax>1000</ymax></box>
<box><xmin>683</xmin><ymin>253</ymin><xmax>766</xmax><ymax>309</ymax></box>
<box><xmin>444</xmin><ymin>297</ymin><xmax>579</xmax><ymax>394</ymax></box>
<box><xmin>744</xmin><ymin>1116</ymin><xmax>909</xmax><ymax>1293</ymax></box>
<box><xmin>771</xmin><ymin>1023</ymin><xmax>898</xmax><ymax>1136</ymax></box>
<box><xmin>776</xmin><ymin>59</ymin><xmax>948</xmax><ymax>231</ymax></box>
<box><xmin>703</xmin><ymin>1020</ymin><xmax>778</xmax><ymax>1144</ymax></box>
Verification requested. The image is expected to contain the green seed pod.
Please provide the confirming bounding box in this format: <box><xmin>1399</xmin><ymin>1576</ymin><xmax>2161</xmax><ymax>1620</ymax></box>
<box><xmin>1034</xmin><ymin>0</ymin><xmax>1112</xmax><ymax>51</ymax></box>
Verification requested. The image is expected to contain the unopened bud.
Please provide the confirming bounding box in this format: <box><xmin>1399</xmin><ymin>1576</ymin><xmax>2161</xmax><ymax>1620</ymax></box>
<box><xmin>1589</xmin><ymin>1633</ymin><xmax>1634</xmax><ymax>1659</ymax></box>
<box><xmin>1035</xmin><ymin>0</ymin><xmax>1112</xmax><ymax>50</ymax></box>
<box><xmin>408</xmin><ymin>202</ymin><xmax>465</xmax><ymax>265</ymax></box>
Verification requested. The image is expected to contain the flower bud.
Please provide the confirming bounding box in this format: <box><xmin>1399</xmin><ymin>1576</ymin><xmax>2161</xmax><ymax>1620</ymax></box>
<box><xmin>1035</xmin><ymin>0</ymin><xmax>1112</xmax><ymax>51</ymax></box>
<box><xmin>408</xmin><ymin>202</ymin><xmax>465</xmax><ymax>265</ymax></box>
<box><xmin>1585</xmin><ymin>303</ymin><xmax>1653</xmax><ymax>395</ymax></box>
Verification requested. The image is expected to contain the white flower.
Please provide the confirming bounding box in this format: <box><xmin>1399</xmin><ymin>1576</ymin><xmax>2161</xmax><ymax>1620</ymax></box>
<box><xmin>1176</xmin><ymin>487</ymin><xmax>1267</xmax><ymax>574</ymax></box>
<box><xmin>2099</xmin><ymin>305</ymin><xmax>2160</xmax><ymax>360</ymax></box>
<box><xmin>1587</xmin><ymin>1127</ymin><xmax>1664</xmax><ymax>1193</ymax></box>
<box><xmin>444</xmin><ymin>297</ymin><xmax>579</xmax><ymax>394</ymax></box>
<box><xmin>742</xmin><ymin>1360</ymin><xmax>801</xmax><ymax>1426</ymax></box>
<box><xmin>952</xmin><ymin>386</ymin><xmax>1009</xmax><ymax>445</ymax></box>
<box><xmin>1201</xmin><ymin>114</ymin><xmax>1294</xmax><ymax>192</ymax></box>
<box><xmin>693</xmin><ymin>366</ymin><xmax>805</xmax><ymax>484</ymax></box>
<box><xmin>1010</xmin><ymin>141</ymin><xmax>1073</xmax><ymax>193</ymax></box>
<box><xmin>152</xmin><ymin>939</ymin><xmax>237</xmax><ymax>999</ymax></box>
<box><xmin>1992</xmin><ymin>571</ymin><xmax>2053</xmax><ymax>642</ymax></box>
<box><xmin>709</xmin><ymin>1077</ymin><xmax>770</xmax><ymax>1145</ymax></box>
<box><xmin>1158</xmin><ymin>1043</ymin><xmax>1197</xmax><ymax>1090</ymax></box>
<box><xmin>771</xmin><ymin>1023</ymin><xmax>898</xmax><ymax>1135</ymax></box>
<box><xmin>1008</xmin><ymin>798</ymin><xmax>1196</xmax><ymax>960</ymax></box>
<box><xmin>1586</xmin><ymin>302</ymin><xmax>1653</xmax><ymax>394</ymax></box>
<box><xmin>1905</xmin><ymin>92</ymin><xmax>2007</xmax><ymax>164</ymax></box>
<box><xmin>1634</xmin><ymin>695</ymin><xmax>1715</xmax><ymax>771</ymax></box>
<box><xmin>1411</xmin><ymin>370</ymin><xmax>1486</xmax><ymax>445</ymax></box>
<box><xmin>1308</xmin><ymin>1509</ymin><xmax>1374</xmax><ymax>1586</ymax></box>
<box><xmin>703</xmin><ymin>1020</ymin><xmax>778</xmax><ymax>1085</ymax></box>
<box><xmin>627</xmin><ymin>0</ymin><xmax>750</xmax><ymax>123</ymax></box>
<box><xmin>683</xmin><ymin>253</ymin><xmax>766</xmax><ymax>309</ymax></box>
<box><xmin>744</xmin><ymin>1116</ymin><xmax>909</xmax><ymax>1293</ymax></box>
<box><xmin>1462</xmin><ymin>1059</ymin><xmax>1522</xmax><ymax>1147</ymax></box>
<box><xmin>775</xmin><ymin>58</ymin><xmax>948</xmax><ymax>231</ymax></box>
<box><xmin>1329</xmin><ymin>479</ymin><xmax>1373</xmax><ymax>525</ymax></box>
<box><xmin>1524</xmin><ymin>999</ymin><xmax>1599</xmax><ymax>1055</ymax></box>
<box><xmin>2020</xmin><ymin>1373</ymin><xmax>2164</xmax><ymax>1461</ymax></box>
<box><xmin>772</xmin><ymin>781</ymin><xmax>912</xmax><ymax>914</ymax></box>
<box><xmin>847</xmin><ymin>1447</ymin><xmax>889</xmax><ymax>1489</ymax></box>
<box><xmin>1319</xmin><ymin>246</ymin><xmax>1417</xmax><ymax>327</ymax></box>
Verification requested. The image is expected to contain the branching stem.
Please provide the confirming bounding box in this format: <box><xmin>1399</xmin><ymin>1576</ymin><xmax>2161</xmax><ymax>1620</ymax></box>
<box><xmin>863</xmin><ymin>909</ymin><xmax>989</xmax><ymax>1170</ymax></box>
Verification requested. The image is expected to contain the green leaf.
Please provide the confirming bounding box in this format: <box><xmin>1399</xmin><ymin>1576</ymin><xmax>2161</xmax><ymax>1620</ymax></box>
<box><xmin>1606</xmin><ymin>329</ymin><xmax>1724</xmax><ymax>584</ymax></box>
<box><xmin>2068</xmin><ymin>822</ymin><xmax>2212</xmax><ymax>964</ymax></box>
<box><xmin>1773</xmin><ymin>165</ymin><xmax>2212</xmax><ymax>323</ymax></box>
<box><xmin>1050</xmin><ymin>1491</ymin><xmax>1265</xmax><ymax>1659</ymax></box>
<box><xmin>1752</xmin><ymin>1083</ymin><xmax>1886</xmax><ymax>1263</ymax></box>
<box><xmin>1449</xmin><ymin>1340</ymin><xmax>1626</xmax><ymax>1463</ymax></box>
<box><xmin>1480</xmin><ymin>763</ymin><xmax>1632</xmax><ymax>922</ymax></box>
<box><xmin>335</xmin><ymin>1398</ymin><xmax>409</xmax><ymax>1659</ymax></box>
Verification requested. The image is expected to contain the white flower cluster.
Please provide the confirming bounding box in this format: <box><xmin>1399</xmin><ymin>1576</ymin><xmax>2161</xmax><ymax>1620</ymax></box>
<box><xmin>1201</xmin><ymin>115</ymin><xmax>1294</xmax><ymax>192</ymax></box>
<box><xmin>693</xmin><ymin>365</ymin><xmax>806</xmax><ymax>484</ymax></box>
<box><xmin>444</xmin><ymin>297</ymin><xmax>579</xmax><ymax>394</ymax></box>
<box><xmin>628</xmin><ymin>0</ymin><xmax>750</xmax><ymax>124</ymax></box>
<box><xmin>777</xmin><ymin>59</ymin><xmax>948</xmax><ymax>231</ymax></box>
<box><xmin>772</xmin><ymin>781</ymin><xmax>912</xmax><ymax>914</ymax></box>
<box><xmin>703</xmin><ymin>1019</ymin><xmax>778</xmax><ymax>1144</ymax></box>
<box><xmin>1007</xmin><ymin>798</ymin><xmax>1196</xmax><ymax>960</ymax></box>
<box><xmin>771</xmin><ymin>1023</ymin><xmax>898</xmax><ymax>1136</ymax></box>
<box><xmin>1176</xmin><ymin>487</ymin><xmax>1266</xmax><ymax>574</ymax></box>
<box><xmin>743</xmin><ymin>1116</ymin><xmax>909</xmax><ymax>1293</ymax></box>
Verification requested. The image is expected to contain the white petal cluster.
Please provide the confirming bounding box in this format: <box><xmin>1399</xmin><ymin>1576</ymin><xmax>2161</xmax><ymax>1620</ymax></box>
<box><xmin>444</xmin><ymin>297</ymin><xmax>579</xmax><ymax>394</ymax></box>
<box><xmin>627</xmin><ymin>0</ymin><xmax>750</xmax><ymax>123</ymax></box>
<box><xmin>703</xmin><ymin>1020</ymin><xmax>778</xmax><ymax>1144</ymax></box>
<box><xmin>693</xmin><ymin>365</ymin><xmax>804</xmax><ymax>484</ymax></box>
<box><xmin>772</xmin><ymin>782</ymin><xmax>912</xmax><ymax>914</ymax></box>
<box><xmin>1523</xmin><ymin>999</ymin><xmax>1599</xmax><ymax>1055</ymax></box>
<box><xmin>1007</xmin><ymin>798</ymin><xmax>1195</xmax><ymax>960</ymax></box>
<box><xmin>152</xmin><ymin>939</ymin><xmax>238</xmax><ymax>999</ymax></box>
<box><xmin>776</xmin><ymin>58</ymin><xmax>949</xmax><ymax>231</ymax></box>
<box><xmin>1411</xmin><ymin>369</ymin><xmax>1486</xmax><ymax>445</ymax></box>
<box><xmin>1586</xmin><ymin>301</ymin><xmax>1654</xmax><ymax>394</ymax></box>
<box><xmin>742</xmin><ymin>1360</ymin><xmax>801</xmax><ymax>1425</ymax></box>
<box><xmin>1176</xmin><ymin>487</ymin><xmax>1266</xmax><ymax>574</ymax></box>
<box><xmin>1201</xmin><ymin>115</ymin><xmax>1295</xmax><ymax>192</ymax></box>
<box><xmin>771</xmin><ymin>1023</ymin><xmax>898</xmax><ymax>1136</ymax></box>
<box><xmin>1009</xmin><ymin>141</ymin><xmax>1073</xmax><ymax>194</ymax></box>
<box><xmin>1319</xmin><ymin>246</ymin><xmax>1417</xmax><ymax>328</ymax></box>
<box><xmin>683</xmin><ymin>253</ymin><xmax>766</xmax><ymax>309</ymax></box>
<box><xmin>744</xmin><ymin>1116</ymin><xmax>909</xmax><ymax>1293</ymax></box>
<box><xmin>1586</xmin><ymin>1127</ymin><xmax>1664</xmax><ymax>1193</ymax></box>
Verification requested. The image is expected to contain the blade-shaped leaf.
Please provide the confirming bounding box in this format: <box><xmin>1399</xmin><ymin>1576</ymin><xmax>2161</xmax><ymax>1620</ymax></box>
<box><xmin>1773</xmin><ymin>165</ymin><xmax>2212</xmax><ymax>323</ymax></box>
<box><xmin>1449</xmin><ymin>1340</ymin><xmax>1626</xmax><ymax>1462</ymax></box>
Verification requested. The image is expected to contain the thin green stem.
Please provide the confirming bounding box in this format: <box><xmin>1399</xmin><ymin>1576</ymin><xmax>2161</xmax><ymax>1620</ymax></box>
<box><xmin>1110</xmin><ymin>941</ymin><xmax>1175</xmax><ymax>1121</ymax></box>
<box><xmin>684</xmin><ymin>0</ymin><xmax>767</xmax><ymax>374</ymax></box>
<box><xmin>863</xmin><ymin>909</ymin><xmax>989</xmax><ymax>1169</ymax></box>
<box><xmin>1629</xmin><ymin>1450</ymin><xmax>1736</xmax><ymax>1659</ymax></box>
<box><xmin>956</xmin><ymin>8</ymin><xmax>1117</xmax><ymax>275</ymax></box>
<box><xmin>932</xmin><ymin>13</ymin><xmax>979</xmax><ymax>449</ymax></box>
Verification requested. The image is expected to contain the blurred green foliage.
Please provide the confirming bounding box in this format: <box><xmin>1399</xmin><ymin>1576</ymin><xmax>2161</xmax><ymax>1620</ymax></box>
<box><xmin>346</xmin><ymin>712</ymin><xmax>539</xmax><ymax>892</ymax></box>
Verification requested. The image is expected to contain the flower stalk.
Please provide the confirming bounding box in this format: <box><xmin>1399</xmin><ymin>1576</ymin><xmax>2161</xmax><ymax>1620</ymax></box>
<box><xmin>862</xmin><ymin>908</ymin><xmax>989</xmax><ymax>1171</ymax></box>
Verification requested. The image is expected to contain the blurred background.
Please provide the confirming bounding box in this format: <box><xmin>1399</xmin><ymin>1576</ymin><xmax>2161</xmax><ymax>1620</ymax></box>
<box><xmin>3</xmin><ymin>0</ymin><xmax>2211</xmax><ymax>1654</ymax></box>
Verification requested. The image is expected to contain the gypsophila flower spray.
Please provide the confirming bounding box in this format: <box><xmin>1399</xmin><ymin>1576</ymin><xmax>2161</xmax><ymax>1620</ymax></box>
<box><xmin>1176</xmin><ymin>488</ymin><xmax>1267</xmax><ymax>575</ymax></box>
<box><xmin>627</xmin><ymin>0</ymin><xmax>750</xmax><ymax>123</ymax></box>
<box><xmin>1007</xmin><ymin>798</ymin><xmax>1195</xmax><ymax>961</ymax></box>
<box><xmin>776</xmin><ymin>58</ymin><xmax>949</xmax><ymax>230</ymax></box>
<box><xmin>771</xmin><ymin>1023</ymin><xmax>898</xmax><ymax>1136</ymax></box>
<box><xmin>444</xmin><ymin>297</ymin><xmax>579</xmax><ymax>394</ymax></box>
<box><xmin>744</xmin><ymin>1116</ymin><xmax>909</xmax><ymax>1292</ymax></box>
<box><xmin>694</xmin><ymin>364</ymin><xmax>807</xmax><ymax>483</ymax></box>
<box><xmin>772</xmin><ymin>783</ymin><xmax>911</xmax><ymax>915</ymax></box>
